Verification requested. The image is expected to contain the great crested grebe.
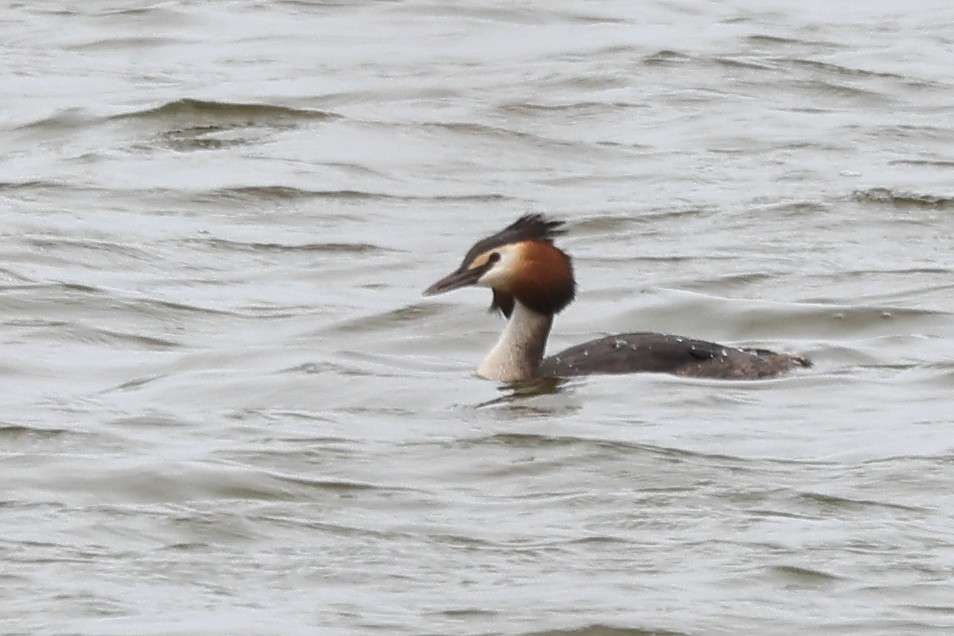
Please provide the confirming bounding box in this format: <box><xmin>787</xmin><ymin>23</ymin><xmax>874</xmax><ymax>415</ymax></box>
<box><xmin>424</xmin><ymin>214</ymin><xmax>810</xmax><ymax>381</ymax></box>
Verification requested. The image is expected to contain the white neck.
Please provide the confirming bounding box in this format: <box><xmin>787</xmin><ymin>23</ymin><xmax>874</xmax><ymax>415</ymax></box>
<box><xmin>477</xmin><ymin>300</ymin><xmax>553</xmax><ymax>382</ymax></box>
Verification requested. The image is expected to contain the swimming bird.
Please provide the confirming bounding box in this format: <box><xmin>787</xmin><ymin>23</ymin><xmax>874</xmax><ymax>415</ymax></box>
<box><xmin>424</xmin><ymin>214</ymin><xmax>810</xmax><ymax>381</ymax></box>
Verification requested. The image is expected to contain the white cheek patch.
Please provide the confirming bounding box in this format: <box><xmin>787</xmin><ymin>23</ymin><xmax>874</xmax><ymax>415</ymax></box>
<box><xmin>476</xmin><ymin>245</ymin><xmax>519</xmax><ymax>288</ymax></box>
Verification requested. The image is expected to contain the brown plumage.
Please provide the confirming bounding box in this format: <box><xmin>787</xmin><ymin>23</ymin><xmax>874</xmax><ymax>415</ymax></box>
<box><xmin>489</xmin><ymin>239</ymin><xmax>575</xmax><ymax>317</ymax></box>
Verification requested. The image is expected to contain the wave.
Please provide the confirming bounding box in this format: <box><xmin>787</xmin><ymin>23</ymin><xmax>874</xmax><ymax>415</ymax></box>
<box><xmin>109</xmin><ymin>98</ymin><xmax>338</xmax><ymax>124</ymax></box>
<box><xmin>15</xmin><ymin>98</ymin><xmax>336</xmax><ymax>133</ymax></box>
<box><xmin>194</xmin><ymin>237</ymin><xmax>387</xmax><ymax>254</ymax></box>
<box><xmin>193</xmin><ymin>185</ymin><xmax>509</xmax><ymax>203</ymax></box>
<box><xmin>521</xmin><ymin>625</ymin><xmax>688</xmax><ymax>636</ymax></box>
<box><xmin>854</xmin><ymin>188</ymin><xmax>954</xmax><ymax>210</ymax></box>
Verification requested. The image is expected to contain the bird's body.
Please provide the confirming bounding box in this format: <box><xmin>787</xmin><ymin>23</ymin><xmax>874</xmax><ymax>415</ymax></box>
<box><xmin>539</xmin><ymin>331</ymin><xmax>807</xmax><ymax>379</ymax></box>
<box><xmin>424</xmin><ymin>215</ymin><xmax>810</xmax><ymax>382</ymax></box>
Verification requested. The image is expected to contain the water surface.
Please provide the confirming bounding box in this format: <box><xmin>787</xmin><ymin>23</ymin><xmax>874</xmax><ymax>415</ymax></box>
<box><xmin>3</xmin><ymin>1</ymin><xmax>954</xmax><ymax>634</ymax></box>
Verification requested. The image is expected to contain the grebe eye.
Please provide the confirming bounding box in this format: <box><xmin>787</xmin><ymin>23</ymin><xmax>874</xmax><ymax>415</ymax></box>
<box><xmin>488</xmin><ymin>252</ymin><xmax>501</xmax><ymax>264</ymax></box>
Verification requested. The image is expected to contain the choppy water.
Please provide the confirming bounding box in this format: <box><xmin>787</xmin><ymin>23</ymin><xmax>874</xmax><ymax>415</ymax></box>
<box><xmin>3</xmin><ymin>2</ymin><xmax>954</xmax><ymax>634</ymax></box>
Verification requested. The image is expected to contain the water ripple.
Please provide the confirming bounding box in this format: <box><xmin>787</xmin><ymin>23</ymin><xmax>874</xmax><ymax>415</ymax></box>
<box><xmin>4</xmin><ymin>1</ymin><xmax>954</xmax><ymax>634</ymax></box>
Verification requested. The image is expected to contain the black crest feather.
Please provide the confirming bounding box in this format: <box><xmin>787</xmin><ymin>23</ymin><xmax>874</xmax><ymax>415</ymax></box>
<box><xmin>494</xmin><ymin>214</ymin><xmax>567</xmax><ymax>244</ymax></box>
<box><xmin>463</xmin><ymin>214</ymin><xmax>566</xmax><ymax>267</ymax></box>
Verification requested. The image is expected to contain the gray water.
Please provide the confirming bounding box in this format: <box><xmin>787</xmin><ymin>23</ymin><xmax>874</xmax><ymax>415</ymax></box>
<box><xmin>3</xmin><ymin>2</ymin><xmax>954</xmax><ymax>634</ymax></box>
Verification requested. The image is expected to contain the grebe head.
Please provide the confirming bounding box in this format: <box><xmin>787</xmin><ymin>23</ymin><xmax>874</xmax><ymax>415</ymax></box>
<box><xmin>423</xmin><ymin>214</ymin><xmax>576</xmax><ymax>317</ymax></box>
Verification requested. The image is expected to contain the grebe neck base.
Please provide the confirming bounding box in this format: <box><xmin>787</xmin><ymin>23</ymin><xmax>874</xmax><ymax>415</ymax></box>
<box><xmin>477</xmin><ymin>300</ymin><xmax>552</xmax><ymax>382</ymax></box>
